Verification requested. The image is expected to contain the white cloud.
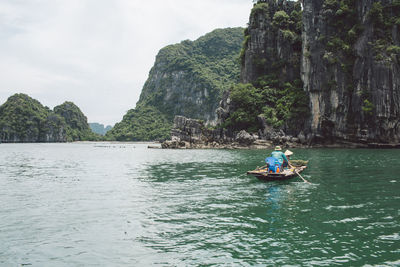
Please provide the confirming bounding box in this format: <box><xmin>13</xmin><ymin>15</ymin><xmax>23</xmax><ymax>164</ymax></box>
<box><xmin>0</xmin><ymin>0</ymin><xmax>252</xmax><ymax>125</ymax></box>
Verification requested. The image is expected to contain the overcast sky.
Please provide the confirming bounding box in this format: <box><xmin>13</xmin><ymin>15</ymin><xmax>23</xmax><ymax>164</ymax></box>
<box><xmin>0</xmin><ymin>0</ymin><xmax>252</xmax><ymax>126</ymax></box>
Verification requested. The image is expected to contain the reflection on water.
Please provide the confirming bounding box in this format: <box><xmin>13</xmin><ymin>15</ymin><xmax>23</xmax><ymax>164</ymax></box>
<box><xmin>0</xmin><ymin>143</ymin><xmax>399</xmax><ymax>266</ymax></box>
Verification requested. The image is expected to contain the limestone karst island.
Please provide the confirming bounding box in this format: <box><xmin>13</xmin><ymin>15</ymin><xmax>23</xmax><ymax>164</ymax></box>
<box><xmin>1</xmin><ymin>0</ymin><xmax>399</xmax><ymax>149</ymax></box>
<box><xmin>1</xmin><ymin>1</ymin><xmax>399</xmax><ymax>266</ymax></box>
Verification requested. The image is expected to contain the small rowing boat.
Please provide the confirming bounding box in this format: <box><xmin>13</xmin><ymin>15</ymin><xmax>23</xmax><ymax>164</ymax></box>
<box><xmin>247</xmin><ymin>160</ymin><xmax>308</xmax><ymax>181</ymax></box>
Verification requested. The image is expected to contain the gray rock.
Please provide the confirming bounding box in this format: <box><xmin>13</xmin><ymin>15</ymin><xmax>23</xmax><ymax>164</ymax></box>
<box><xmin>235</xmin><ymin>130</ymin><xmax>256</xmax><ymax>145</ymax></box>
<box><xmin>297</xmin><ymin>132</ymin><xmax>306</xmax><ymax>144</ymax></box>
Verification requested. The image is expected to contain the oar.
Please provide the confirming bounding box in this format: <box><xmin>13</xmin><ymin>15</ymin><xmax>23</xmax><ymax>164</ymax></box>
<box><xmin>295</xmin><ymin>169</ymin><xmax>311</xmax><ymax>184</ymax></box>
<box><xmin>289</xmin><ymin>163</ymin><xmax>311</xmax><ymax>184</ymax></box>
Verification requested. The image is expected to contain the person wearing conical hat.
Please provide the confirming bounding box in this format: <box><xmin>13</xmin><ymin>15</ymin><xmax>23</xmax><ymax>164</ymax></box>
<box><xmin>284</xmin><ymin>150</ymin><xmax>293</xmax><ymax>168</ymax></box>
<box><xmin>271</xmin><ymin>145</ymin><xmax>289</xmax><ymax>169</ymax></box>
<box><xmin>284</xmin><ymin>149</ymin><xmax>293</xmax><ymax>158</ymax></box>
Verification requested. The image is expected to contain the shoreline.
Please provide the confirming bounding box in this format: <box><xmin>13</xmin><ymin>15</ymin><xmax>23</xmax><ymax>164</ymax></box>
<box><xmin>159</xmin><ymin>140</ymin><xmax>400</xmax><ymax>150</ymax></box>
<box><xmin>1</xmin><ymin>140</ymin><xmax>399</xmax><ymax>149</ymax></box>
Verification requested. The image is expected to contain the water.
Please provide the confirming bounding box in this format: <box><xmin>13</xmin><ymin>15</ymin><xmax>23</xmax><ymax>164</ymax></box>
<box><xmin>0</xmin><ymin>143</ymin><xmax>399</xmax><ymax>266</ymax></box>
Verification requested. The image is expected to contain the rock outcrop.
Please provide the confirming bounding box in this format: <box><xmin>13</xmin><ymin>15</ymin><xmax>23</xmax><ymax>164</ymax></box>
<box><xmin>161</xmin><ymin>116</ymin><xmax>304</xmax><ymax>149</ymax></box>
<box><xmin>162</xmin><ymin>116</ymin><xmax>230</xmax><ymax>149</ymax></box>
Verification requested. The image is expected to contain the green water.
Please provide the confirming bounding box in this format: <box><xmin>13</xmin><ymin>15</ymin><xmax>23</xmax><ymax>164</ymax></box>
<box><xmin>0</xmin><ymin>143</ymin><xmax>399</xmax><ymax>266</ymax></box>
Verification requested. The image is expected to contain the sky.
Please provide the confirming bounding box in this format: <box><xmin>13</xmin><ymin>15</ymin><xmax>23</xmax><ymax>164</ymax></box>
<box><xmin>0</xmin><ymin>0</ymin><xmax>253</xmax><ymax>126</ymax></box>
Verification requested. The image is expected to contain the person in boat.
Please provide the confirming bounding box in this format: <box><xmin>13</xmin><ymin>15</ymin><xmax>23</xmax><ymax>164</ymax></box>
<box><xmin>271</xmin><ymin>146</ymin><xmax>289</xmax><ymax>170</ymax></box>
<box><xmin>284</xmin><ymin>149</ymin><xmax>293</xmax><ymax>167</ymax></box>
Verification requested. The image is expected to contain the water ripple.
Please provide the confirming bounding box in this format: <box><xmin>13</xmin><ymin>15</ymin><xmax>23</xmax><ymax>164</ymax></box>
<box><xmin>0</xmin><ymin>144</ymin><xmax>399</xmax><ymax>266</ymax></box>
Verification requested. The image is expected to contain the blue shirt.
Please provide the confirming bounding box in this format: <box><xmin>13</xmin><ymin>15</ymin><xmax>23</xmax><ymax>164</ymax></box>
<box><xmin>271</xmin><ymin>151</ymin><xmax>288</xmax><ymax>165</ymax></box>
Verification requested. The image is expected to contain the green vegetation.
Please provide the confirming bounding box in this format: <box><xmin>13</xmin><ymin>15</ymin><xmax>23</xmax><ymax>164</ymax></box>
<box><xmin>323</xmin><ymin>0</ymin><xmax>360</xmax><ymax>57</ymax></box>
<box><xmin>0</xmin><ymin>93</ymin><xmax>100</xmax><ymax>142</ymax></box>
<box><xmin>239</xmin><ymin>35</ymin><xmax>250</xmax><ymax>64</ymax></box>
<box><xmin>106</xmin><ymin>105</ymin><xmax>171</xmax><ymax>141</ymax></box>
<box><xmin>362</xmin><ymin>99</ymin><xmax>374</xmax><ymax>116</ymax></box>
<box><xmin>224</xmin><ymin>78</ymin><xmax>309</xmax><ymax>133</ymax></box>
<box><xmin>280</xmin><ymin>29</ymin><xmax>296</xmax><ymax>43</ymax></box>
<box><xmin>111</xmin><ymin>27</ymin><xmax>244</xmax><ymax>141</ymax></box>
<box><xmin>367</xmin><ymin>1</ymin><xmax>400</xmax><ymax>60</ymax></box>
<box><xmin>387</xmin><ymin>45</ymin><xmax>400</xmax><ymax>55</ymax></box>
<box><xmin>273</xmin><ymin>11</ymin><xmax>290</xmax><ymax>28</ymax></box>
<box><xmin>222</xmin><ymin>83</ymin><xmax>264</xmax><ymax>132</ymax></box>
<box><xmin>250</xmin><ymin>3</ymin><xmax>269</xmax><ymax>17</ymax></box>
<box><xmin>369</xmin><ymin>2</ymin><xmax>384</xmax><ymax>26</ymax></box>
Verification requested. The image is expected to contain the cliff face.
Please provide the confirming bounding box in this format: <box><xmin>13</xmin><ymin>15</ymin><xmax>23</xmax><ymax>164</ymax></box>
<box><xmin>217</xmin><ymin>0</ymin><xmax>309</xmax><ymax>137</ymax></box>
<box><xmin>302</xmin><ymin>0</ymin><xmax>400</xmax><ymax>144</ymax></box>
<box><xmin>138</xmin><ymin>27</ymin><xmax>244</xmax><ymax>124</ymax></box>
<box><xmin>241</xmin><ymin>0</ymin><xmax>302</xmax><ymax>84</ymax></box>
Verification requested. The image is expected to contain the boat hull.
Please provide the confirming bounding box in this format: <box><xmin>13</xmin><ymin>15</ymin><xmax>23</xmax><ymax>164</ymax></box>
<box><xmin>247</xmin><ymin>166</ymin><xmax>307</xmax><ymax>181</ymax></box>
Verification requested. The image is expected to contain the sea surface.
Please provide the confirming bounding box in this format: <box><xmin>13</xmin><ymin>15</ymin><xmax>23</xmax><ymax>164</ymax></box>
<box><xmin>0</xmin><ymin>143</ymin><xmax>399</xmax><ymax>266</ymax></box>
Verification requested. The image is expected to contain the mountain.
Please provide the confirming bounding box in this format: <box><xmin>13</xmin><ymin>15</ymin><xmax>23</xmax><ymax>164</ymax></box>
<box><xmin>89</xmin><ymin>123</ymin><xmax>112</xmax><ymax>136</ymax></box>
<box><xmin>0</xmin><ymin>94</ymin><xmax>99</xmax><ymax>142</ymax></box>
<box><xmin>217</xmin><ymin>0</ymin><xmax>400</xmax><ymax>146</ymax></box>
<box><xmin>106</xmin><ymin>27</ymin><xmax>244</xmax><ymax>141</ymax></box>
<box><xmin>53</xmin><ymin>101</ymin><xmax>98</xmax><ymax>141</ymax></box>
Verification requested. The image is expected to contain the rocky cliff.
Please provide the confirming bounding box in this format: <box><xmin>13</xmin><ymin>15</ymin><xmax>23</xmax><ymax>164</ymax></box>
<box><xmin>217</xmin><ymin>0</ymin><xmax>309</xmax><ymax>137</ymax></box>
<box><xmin>138</xmin><ymin>27</ymin><xmax>243</xmax><ymax>123</ymax></box>
<box><xmin>241</xmin><ymin>0</ymin><xmax>302</xmax><ymax>84</ymax></box>
<box><xmin>0</xmin><ymin>94</ymin><xmax>98</xmax><ymax>142</ymax></box>
<box><xmin>214</xmin><ymin>0</ymin><xmax>399</xmax><ymax>146</ymax></box>
<box><xmin>302</xmin><ymin>0</ymin><xmax>400</xmax><ymax>144</ymax></box>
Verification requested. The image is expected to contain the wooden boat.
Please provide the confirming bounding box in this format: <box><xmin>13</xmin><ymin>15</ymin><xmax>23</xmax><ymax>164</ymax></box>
<box><xmin>247</xmin><ymin>161</ymin><xmax>307</xmax><ymax>181</ymax></box>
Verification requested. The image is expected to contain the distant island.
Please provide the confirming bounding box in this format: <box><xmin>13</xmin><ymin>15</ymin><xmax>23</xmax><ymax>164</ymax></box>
<box><xmin>0</xmin><ymin>93</ymin><xmax>100</xmax><ymax>142</ymax></box>
<box><xmin>89</xmin><ymin>123</ymin><xmax>112</xmax><ymax>136</ymax></box>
